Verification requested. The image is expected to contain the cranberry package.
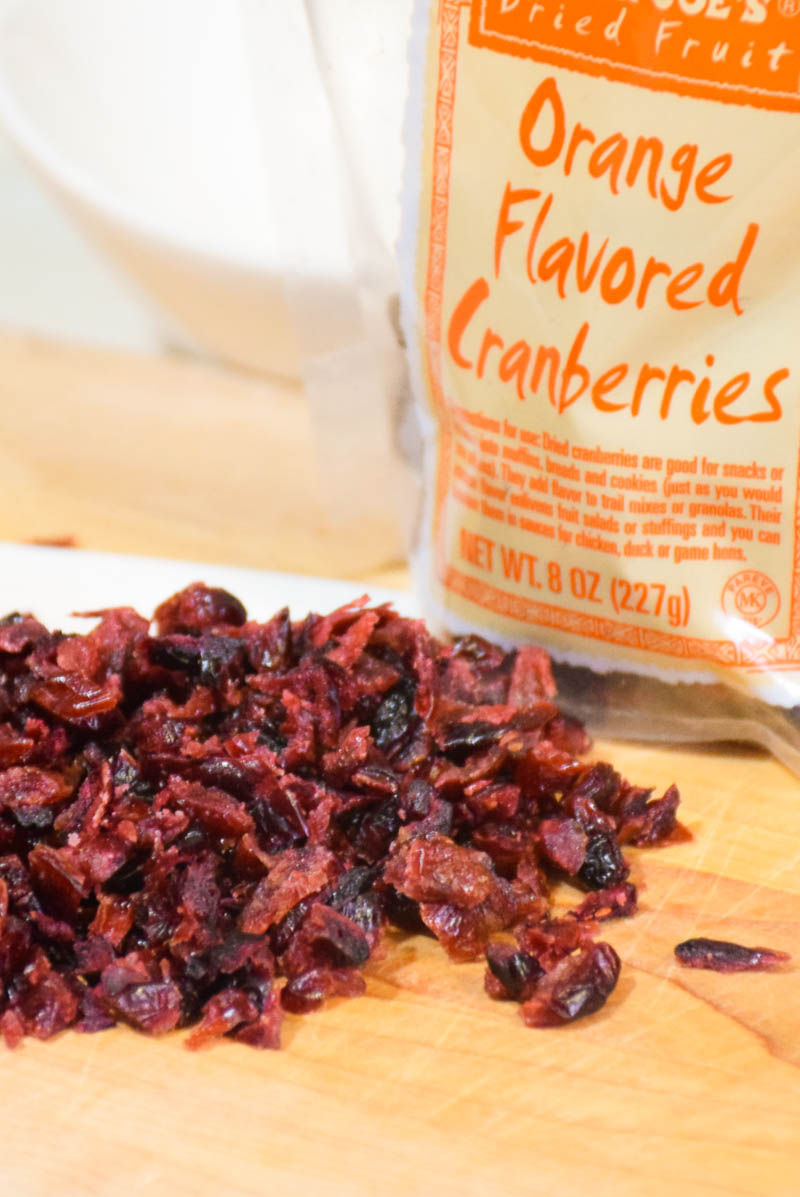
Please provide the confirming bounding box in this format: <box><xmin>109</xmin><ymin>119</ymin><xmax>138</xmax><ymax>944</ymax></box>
<box><xmin>401</xmin><ymin>0</ymin><xmax>800</xmax><ymax>771</ymax></box>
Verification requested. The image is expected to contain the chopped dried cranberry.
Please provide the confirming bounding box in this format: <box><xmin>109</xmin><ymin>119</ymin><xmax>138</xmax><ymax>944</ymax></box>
<box><xmin>0</xmin><ymin>614</ymin><xmax>50</xmax><ymax>655</ymax></box>
<box><xmin>441</xmin><ymin>721</ymin><xmax>504</xmax><ymax>763</ymax></box>
<box><xmin>578</xmin><ymin>832</ymin><xmax>629</xmax><ymax>891</ymax></box>
<box><xmin>185</xmin><ymin>987</ymin><xmax>260</xmax><ymax>1048</ymax></box>
<box><xmin>340</xmin><ymin>797</ymin><xmax>400</xmax><ymax>863</ymax></box>
<box><xmin>485</xmin><ymin>941</ymin><xmax>542</xmax><ymax>1002</ymax></box>
<box><xmin>538</xmin><ymin>818</ymin><xmax>588</xmax><ymax>876</ymax></box>
<box><xmin>383</xmin><ymin>888</ymin><xmax>431</xmax><ymax>937</ymax></box>
<box><xmin>324</xmin><ymin>864</ymin><xmax>379</xmax><ymax>910</ymax></box>
<box><xmin>418</xmin><ymin>886</ymin><xmax>517</xmax><ymax>962</ymax></box>
<box><xmin>281</xmin><ymin>904</ymin><xmax>370</xmax><ymax>975</ymax></box>
<box><xmin>521</xmin><ymin>942</ymin><xmax>621</xmax><ymax>1027</ymax></box>
<box><xmin>0</xmin><ymin>583</ymin><xmax>681</xmax><ymax>1049</ymax></box>
<box><xmin>570</xmin><ymin>883</ymin><xmax>637</xmax><ymax>922</ymax></box>
<box><xmin>240</xmin><ymin>846</ymin><xmax>340</xmax><ymax>934</ymax></box>
<box><xmin>154</xmin><ymin>585</ymin><xmax>247</xmax><ymax>634</ymax></box>
<box><xmin>515</xmin><ymin>916</ymin><xmax>596</xmax><ymax>972</ymax></box>
<box><xmin>103</xmin><ymin>978</ymin><xmax>183</xmax><ymax>1035</ymax></box>
<box><xmin>674</xmin><ymin>937</ymin><xmax>790</xmax><ymax>972</ymax></box>
<box><xmin>384</xmin><ymin>837</ymin><xmax>497</xmax><ymax>909</ymax></box>
<box><xmin>371</xmin><ymin>679</ymin><xmax>417</xmax><ymax>753</ymax></box>
<box><xmin>280</xmin><ymin>967</ymin><xmax>366</xmax><ymax>1014</ymax></box>
<box><xmin>30</xmin><ymin>675</ymin><xmax>121</xmax><ymax>723</ymax></box>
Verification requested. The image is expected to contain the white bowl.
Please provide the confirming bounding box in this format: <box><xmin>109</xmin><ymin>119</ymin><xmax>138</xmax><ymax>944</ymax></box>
<box><xmin>0</xmin><ymin>0</ymin><xmax>411</xmax><ymax>380</ymax></box>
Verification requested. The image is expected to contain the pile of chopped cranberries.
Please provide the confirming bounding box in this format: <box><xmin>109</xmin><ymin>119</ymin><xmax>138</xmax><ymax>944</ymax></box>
<box><xmin>0</xmin><ymin>585</ymin><xmax>680</xmax><ymax>1049</ymax></box>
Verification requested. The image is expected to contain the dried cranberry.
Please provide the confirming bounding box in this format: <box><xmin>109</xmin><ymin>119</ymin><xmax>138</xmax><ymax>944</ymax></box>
<box><xmin>154</xmin><ymin>584</ymin><xmax>247</xmax><ymax>634</ymax></box>
<box><xmin>674</xmin><ymin>937</ymin><xmax>790</xmax><ymax>972</ymax></box>
<box><xmin>149</xmin><ymin>634</ymin><xmax>243</xmax><ymax>685</ymax></box>
<box><xmin>384</xmin><ymin>837</ymin><xmax>497</xmax><ymax>909</ymax></box>
<box><xmin>570</xmin><ymin>883</ymin><xmax>637</xmax><ymax>922</ymax></box>
<box><xmin>324</xmin><ymin>864</ymin><xmax>379</xmax><ymax>910</ymax></box>
<box><xmin>0</xmin><ymin>585</ymin><xmax>680</xmax><ymax>1049</ymax></box>
<box><xmin>538</xmin><ymin>818</ymin><xmax>588</xmax><ymax>876</ymax></box>
<box><xmin>441</xmin><ymin>721</ymin><xmax>504</xmax><ymax>763</ymax></box>
<box><xmin>30</xmin><ymin>675</ymin><xmax>121</xmax><ymax>722</ymax></box>
<box><xmin>371</xmin><ymin>679</ymin><xmax>416</xmax><ymax>752</ymax></box>
<box><xmin>282</xmin><ymin>904</ymin><xmax>370</xmax><ymax>974</ymax></box>
<box><xmin>185</xmin><ymin>987</ymin><xmax>260</xmax><ymax>1048</ymax></box>
<box><xmin>383</xmin><ymin>889</ymin><xmax>431</xmax><ymax>937</ymax></box>
<box><xmin>340</xmin><ymin>797</ymin><xmax>400</xmax><ymax>863</ymax></box>
<box><xmin>521</xmin><ymin>942</ymin><xmax>621</xmax><ymax>1027</ymax></box>
<box><xmin>485</xmin><ymin>941</ymin><xmax>542</xmax><ymax>1002</ymax></box>
<box><xmin>280</xmin><ymin>967</ymin><xmax>366</xmax><ymax>1014</ymax></box>
<box><xmin>578</xmin><ymin>832</ymin><xmax>629</xmax><ymax>891</ymax></box>
<box><xmin>103</xmin><ymin>979</ymin><xmax>183</xmax><ymax>1035</ymax></box>
<box><xmin>0</xmin><ymin>614</ymin><xmax>50</xmax><ymax>655</ymax></box>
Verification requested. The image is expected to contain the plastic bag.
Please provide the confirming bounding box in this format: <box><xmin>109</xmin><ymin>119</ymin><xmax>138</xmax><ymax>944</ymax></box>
<box><xmin>401</xmin><ymin>0</ymin><xmax>800</xmax><ymax>772</ymax></box>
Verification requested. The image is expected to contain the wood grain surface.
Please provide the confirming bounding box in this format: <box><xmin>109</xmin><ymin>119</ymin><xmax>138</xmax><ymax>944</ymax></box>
<box><xmin>0</xmin><ymin>333</ymin><xmax>797</xmax><ymax>1197</ymax></box>
<box><xmin>0</xmin><ymin>332</ymin><xmax>409</xmax><ymax>587</ymax></box>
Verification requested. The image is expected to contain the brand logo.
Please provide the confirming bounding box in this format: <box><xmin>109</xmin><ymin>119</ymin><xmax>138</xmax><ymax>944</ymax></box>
<box><xmin>721</xmin><ymin>570</ymin><xmax>781</xmax><ymax>627</ymax></box>
<box><xmin>647</xmin><ymin>1</ymin><xmax>769</xmax><ymax>26</ymax></box>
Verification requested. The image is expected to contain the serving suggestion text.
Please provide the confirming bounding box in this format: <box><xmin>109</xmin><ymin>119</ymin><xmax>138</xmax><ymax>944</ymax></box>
<box><xmin>446</xmin><ymin>75</ymin><xmax>788</xmax><ymax>426</ymax></box>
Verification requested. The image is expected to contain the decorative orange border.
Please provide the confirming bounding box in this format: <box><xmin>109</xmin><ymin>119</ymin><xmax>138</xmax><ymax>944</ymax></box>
<box><xmin>469</xmin><ymin>0</ymin><xmax>800</xmax><ymax>116</ymax></box>
<box><xmin>422</xmin><ymin>0</ymin><xmax>800</xmax><ymax>671</ymax></box>
<box><xmin>423</xmin><ymin>0</ymin><xmax>471</xmax><ymax>563</ymax></box>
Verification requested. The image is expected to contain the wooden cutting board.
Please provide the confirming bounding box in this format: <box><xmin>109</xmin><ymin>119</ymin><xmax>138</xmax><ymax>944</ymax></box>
<box><xmin>0</xmin><ymin>332</ymin><xmax>410</xmax><ymax>587</ymax></box>
<box><xmin>0</xmin><ymin>334</ymin><xmax>797</xmax><ymax>1196</ymax></box>
<box><xmin>0</xmin><ymin>738</ymin><xmax>797</xmax><ymax>1197</ymax></box>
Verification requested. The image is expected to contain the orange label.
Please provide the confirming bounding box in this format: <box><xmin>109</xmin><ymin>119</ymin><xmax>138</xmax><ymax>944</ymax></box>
<box><xmin>404</xmin><ymin>0</ymin><xmax>800</xmax><ymax>704</ymax></box>
<box><xmin>470</xmin><ymin>0</ymin><xmax>800</xmax><ymax>112</ymax></box>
